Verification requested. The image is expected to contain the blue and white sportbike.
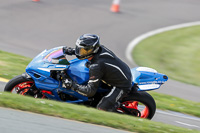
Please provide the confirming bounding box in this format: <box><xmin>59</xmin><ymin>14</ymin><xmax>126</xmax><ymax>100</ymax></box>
<box><xmin>4</xmin><ymin>47</ymin><xmax>168</xmax><ymax>119</ymax></box>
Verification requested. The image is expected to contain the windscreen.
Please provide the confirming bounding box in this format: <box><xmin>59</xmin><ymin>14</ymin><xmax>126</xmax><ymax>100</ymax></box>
<box><xmin>43</xmin><ymin>47</ymin><xmax>69</xmax><ymax>65</ymax></box>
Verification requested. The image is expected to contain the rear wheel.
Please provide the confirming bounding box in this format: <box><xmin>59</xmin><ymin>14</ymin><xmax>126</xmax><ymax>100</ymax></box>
<box><xmin>118</xmin><ymin>91</ymin><xmax>156</xmax><ymax>119</ymax></box>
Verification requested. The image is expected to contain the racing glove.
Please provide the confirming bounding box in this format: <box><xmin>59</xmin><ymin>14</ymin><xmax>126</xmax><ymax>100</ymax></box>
<box><xmin>64</xmin><ymin>79</ymin><xmax>78</xmax><ymax>91</ymax></box>
<box><xmin>63</xmin><ymin>47</ymin><xmax>75</xmax><ymax>55</ymax></box>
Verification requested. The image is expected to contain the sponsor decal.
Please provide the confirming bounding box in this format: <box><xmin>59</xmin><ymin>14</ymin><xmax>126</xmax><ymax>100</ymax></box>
<box><xmin>138</xmin><ymin>84</ymin><xmax>160</xmax><ymax>90</ymax></box>
<box><xmin>139</xmin><ymin>80</ymin><xmax>165</xmax><ymax>84</ymax></box>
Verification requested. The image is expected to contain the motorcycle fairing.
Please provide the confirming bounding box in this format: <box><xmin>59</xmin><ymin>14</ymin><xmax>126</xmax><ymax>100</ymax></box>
<box><xmin>67</xmin><ymin>58</ymin><xmax>90</xmax><ymax>84</ymax></box>
<box><xmin>26</xmin><ymin>47</ymin><xmax>68</xmax><ymax>90</ymax></box>
<box><xmin>131</xmin><ymin>67</ymin><xmax>168</xmax><ymax>91</ymax></box>
<box><xmin>25</xmin><ymin>47</ymin><xmax>89</xmax><ymax>102</ymax></box>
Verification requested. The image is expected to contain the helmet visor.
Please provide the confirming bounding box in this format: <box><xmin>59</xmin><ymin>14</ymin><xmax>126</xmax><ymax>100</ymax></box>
<box><xmin>75</xmin><ymin>46</ymin><xmax>93</xmax><ymax>57</ymax></box>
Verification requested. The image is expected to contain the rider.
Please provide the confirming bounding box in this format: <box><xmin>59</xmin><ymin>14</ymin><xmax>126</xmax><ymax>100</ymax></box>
<box><xmin>63</xmin><ymin>34</ymin><xmax>132</xmax><ymax>111</ymax></box>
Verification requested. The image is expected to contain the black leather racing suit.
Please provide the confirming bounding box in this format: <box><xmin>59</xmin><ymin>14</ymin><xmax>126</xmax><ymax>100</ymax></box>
<box><xmin>63</xmin><ymin>45</ymin><xmax>132</xmax><ymax>111</ymax></box>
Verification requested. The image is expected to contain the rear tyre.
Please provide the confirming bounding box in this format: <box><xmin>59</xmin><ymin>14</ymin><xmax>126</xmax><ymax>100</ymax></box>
<box><xmin>120</xmin><ymin>91</ymin><xmax>156</xmax><ymax>119</ymax></box>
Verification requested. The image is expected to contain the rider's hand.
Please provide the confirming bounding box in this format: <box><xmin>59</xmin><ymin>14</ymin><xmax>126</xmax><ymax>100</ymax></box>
<box><xmin>64</xmin><ymin>79</ymin><xmax>73</xmax><ymax>88</ymax></box>
<box><xmin>64</xmin><ymin>79</ymin><xmax>78</xmax><ymax>91</ymax></box>
<box><xmin>63</xmin><ymin>47</ymin><xmax>75</xmax><ymax>55</ymax></box>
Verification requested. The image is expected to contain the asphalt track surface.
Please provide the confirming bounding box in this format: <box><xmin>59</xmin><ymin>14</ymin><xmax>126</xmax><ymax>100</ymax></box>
<box><xmin>0</xmin><ymin>0</ymin><xmax>200</xmax><ymax>132</ymax></box>
<box><xmin>0</xmin><ymin>107</ymin><xmax>130</xmax><ymax>133</ymax></box>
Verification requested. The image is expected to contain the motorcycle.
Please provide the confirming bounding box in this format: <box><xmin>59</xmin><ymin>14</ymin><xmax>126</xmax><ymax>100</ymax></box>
<box><xmin>4</xmin><ymin>46</ymin><xmax>168</xmax><ymax>119</ymax></box>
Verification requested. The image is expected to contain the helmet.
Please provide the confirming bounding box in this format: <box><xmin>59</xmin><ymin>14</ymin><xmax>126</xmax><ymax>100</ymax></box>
<box><xmin>75</xmin><ymin>34</ymin><xmax>100</xmax><ymax>59</ymax></box>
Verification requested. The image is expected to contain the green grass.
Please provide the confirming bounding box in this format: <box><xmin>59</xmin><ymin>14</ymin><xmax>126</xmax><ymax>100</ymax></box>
<box><xmin>0</xmin><ymin>50</ymin><xmax>32</xmax><ymax>79</ymax></box>
<box><xmin>150</xmin><ymin>92</ymin><xmax>200</xmax><ymax>117</ymax></box>
<box><xmin>133</xmin><ymin>25</ymin><xmax>200</xmax><ymax>86</ymax></box>
<box><xmin>0</xmin><ymin>92</ymin><xmax>199</xmax><ymax>133</ymax></box>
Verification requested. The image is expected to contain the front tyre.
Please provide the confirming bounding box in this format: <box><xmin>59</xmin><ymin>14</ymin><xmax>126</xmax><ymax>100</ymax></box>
<box><xmin>4</xmin><ymin>75</ymin><xmax>35</xmax><ymax>96</ymax></box>
<box><xmin>119</xmin><ymin>91</ymin><xmax>156</xmax><ymax>119</ymax></box>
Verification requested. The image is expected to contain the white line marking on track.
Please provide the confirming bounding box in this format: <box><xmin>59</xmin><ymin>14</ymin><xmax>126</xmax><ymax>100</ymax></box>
<box><xmin>156</xmin><ymin>110</ymin><xmax>200</xmax><ymax>122</ymax></box>
<box><xmin>175</xmin><ymin>121</ymin><xmax>200</xmax><ymax>128</ymax></box>
<box><xmin>0</xmin><ymin>77</ymin><xmax>9</xmax><ymax>83</ymax></box>
<box><xmin>126</xmin><ymin>21</ymin><xmax>200</xmax><ymax>66</ymax></box>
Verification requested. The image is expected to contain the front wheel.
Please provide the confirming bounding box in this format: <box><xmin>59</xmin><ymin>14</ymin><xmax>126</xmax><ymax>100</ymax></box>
<box><xmin>4</xmin><ymin>75</ymin><xmax>35</xmax><ymax>96</ymax></box>
<box><xmin>118</xmin><ymin>91</ymin><xmax>156</xmax><ymax>119</ymax></box>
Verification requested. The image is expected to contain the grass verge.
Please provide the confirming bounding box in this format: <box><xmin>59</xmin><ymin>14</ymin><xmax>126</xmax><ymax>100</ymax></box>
<box><xmin>150</xmin><ymin>92</ymin><xmax>200</xmax><ymax>117</ymax></box>
<box><xmin>0</xmin><ymin>50</ymin><xmax>32</xmax><ymax>79</ymax></box>
<box><xmin>0</xmin><ymin>92</ymin><xmax>199</xmax><ymax>133</ymax></box>
<box><xmin>133</xmin><ymin>25</ymin><xmax>200</xmax><ymax>86</ymax></box>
